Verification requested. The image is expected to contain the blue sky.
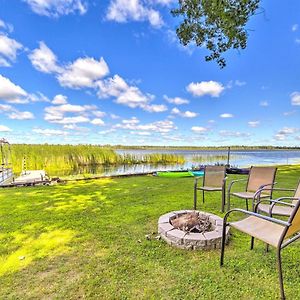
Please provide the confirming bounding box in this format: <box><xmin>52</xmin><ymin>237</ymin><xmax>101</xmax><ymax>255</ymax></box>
<box><xmin>0</xmin><ymin>0</ymin><xmax>299</xmax><ymax>146</ymax></box>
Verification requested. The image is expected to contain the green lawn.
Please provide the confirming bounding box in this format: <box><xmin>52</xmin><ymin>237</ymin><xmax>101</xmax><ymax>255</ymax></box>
<box><xmin>0</xmin><ymin>165</ymin><xmax>300</xmax><ymax>299</ymax></box>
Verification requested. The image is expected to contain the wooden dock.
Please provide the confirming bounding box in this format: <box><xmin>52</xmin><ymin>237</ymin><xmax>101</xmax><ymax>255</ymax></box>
<box><xmin>14</xmin><ymin>170</ymin><xmax>48</xmax><ymax>184</ymax></box>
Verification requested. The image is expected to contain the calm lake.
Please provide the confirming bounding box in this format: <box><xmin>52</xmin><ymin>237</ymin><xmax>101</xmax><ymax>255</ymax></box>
<box><xmin>53</xmin><ymin>149</ymin><xmax>300</xmax><ymax>177</ymax></box>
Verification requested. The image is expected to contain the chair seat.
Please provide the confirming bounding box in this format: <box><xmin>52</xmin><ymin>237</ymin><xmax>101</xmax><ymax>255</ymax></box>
<box><xmin>230</xmin><ymin>216</ymin><xmax>284</xmax><ymax>247</ymax></box>
<box><xmin>257</xmin><ymin>203</ymin><xmax>293</xmax><ymax>216</ymax></box>
<box><xmin>231</xmin><ymin>191</ymin><xmax>270</xmax><ymax>199</ymax></box>
<box><xmin>198</xmin><ymin>186</ymin><xmax>222</xmax><ymax>191</ymax></box>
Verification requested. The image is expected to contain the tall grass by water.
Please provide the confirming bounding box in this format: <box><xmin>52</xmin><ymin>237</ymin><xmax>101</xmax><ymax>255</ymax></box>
<box><xmin>9</xmin><ymin>144</ymin><xmax>185</xmax><ymax>173</ymax></box>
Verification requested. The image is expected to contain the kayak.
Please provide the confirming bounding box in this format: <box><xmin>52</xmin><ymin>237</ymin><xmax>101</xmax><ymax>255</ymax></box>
<box><xmin>155</xmin><ymin>170</ymin><xmax>204</xmax><ymax>178</ymax></box>
<box><xmin>156</xmin><ymin>171</ymin><xmax>193</xmax><ymax>178</ymax></box>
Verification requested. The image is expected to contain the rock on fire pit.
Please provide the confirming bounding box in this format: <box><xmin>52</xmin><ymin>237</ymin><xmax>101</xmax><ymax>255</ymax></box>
<box><xmin>158</xmin><ymin>210</ymin><xmax>229</xmax><ymax>250</ymax></box>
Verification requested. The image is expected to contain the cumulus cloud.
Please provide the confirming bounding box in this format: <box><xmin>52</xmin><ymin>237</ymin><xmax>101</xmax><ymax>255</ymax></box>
<box><xmin>187</xmin><ymin>81</ymin><xmax>224</xmax><ymax>97</ymax></box>
<box><xmin>171</xmin><ymin>107</ymin><xmax>197</xmax><ymax>118</ymax></box>
<box><xmin>52</xmin><ymin>94</ymin><xmax>68</xmax><ymax>105</ymax></box>
<box><xmin>8</xmin><ymin>111</ymin><xmax>34</xmax><ymax>120</ymax></box>
<box><xmin>32</xmin><ymin>128</ymin><xmax>69</xmax><ymax>136</ymax></box>
<box><xmin>90</xmin><ymin>118</ymin><xmax>105</xmax><ymax>126</ymax></box>
<box><xmin>97</xmin><ymin>74</ymin><xmax>164</xmax><ymax>112</ymax></box>
<box><xmin>57</xmin><ymin>57</ymin><xmax>109</xmax><ymax>88</ymax></box>
<box><xmin>220</xmin><ymin>113</ymin><xmax>234</xmax><ymax>118</ymax></box>
<box><xmin>164</xmin><ymin>95</ymin><xmax>189</xmax><ymax>105</ymax></box>
<box><xmin>44</xmin><ymin>102</ymin><xmax>96</xmax><ymax>124</ymax></box>
<box><xmin>0</xmin><ymin>125</ymin><xmax>12</xmax><ymax>132</ymax></box>
<box><xmin>29</xmin><ymin>42</ymin><xmax>110</xmax><ymax>89</ymax></box>
<box><xmin>0</xmin><ymin>103</ymin><xmax>34</xmax><ymax>120</ymax></box>
<box><xmin>219</xmin><ymin>130</ymin><xmax>250</xmax><ymax>138</ymax></box>
<box><xmin>274</xmin><ymin>127</ymin><xmax>299</xmax><ymax>141</ymax></box>
<box><xmin>248</xmin><ymin>121</ymin><xmax>260</xmax><ymax>128</ymax></box>
<box><xmin>29</xmin><ymin>41</ymin><xmax>62</xmax><ymax>73</ymax></box>
<box><xmin>23</xmin><ymin>0</ymin><xmax>87</xmax><ymax>17</ymax></box>
<box><xmin>191</xmin><ymin>126</ymin><xmax>208</xmax><ymax>134</ymax></box>
<box><xmin>0</xmin><ymin>74</ymin><xmax>28</xmax><ymax>103</ymax></box>
<box><xmin>0</xmin><ymin>34</ymin><xmax>23</xmax><ymax>67</ymax></box>
<box><xmin>115</xmin><ymin>118</ymin><xmax>177</xmax><ymax>134</ymax></box>
<box><xmin>291</xmin><ymin>92</ymin><xmax>300</xmax><ymax>106</ymax></box>
<box><xmin>106</xmin><ymin>0</ymin><xmax>164</xmax><ymax>28</ymax></box>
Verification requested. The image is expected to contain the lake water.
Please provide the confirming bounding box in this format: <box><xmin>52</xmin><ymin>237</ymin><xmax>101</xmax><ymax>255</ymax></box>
<box><xmin>53</xmin><ymin>149</ymin><xmax>300</xmax><ymax>177</ymax></box>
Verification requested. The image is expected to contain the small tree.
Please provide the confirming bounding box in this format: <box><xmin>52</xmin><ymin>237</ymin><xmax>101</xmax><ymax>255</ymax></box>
<box><xmin>171</xmin><ymin>0</ymin><xmax>260</xmax><ymax>68</ymax></box>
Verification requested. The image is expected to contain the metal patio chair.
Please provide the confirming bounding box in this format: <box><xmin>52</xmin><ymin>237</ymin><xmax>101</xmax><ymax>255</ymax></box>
<box><xmin>227</xmin><ymin>166</ymin><xmax>277</xmax><ymax>211</ymax></box>
<box><xmin>220</xmin><ymin>196</ymin><xmax>300</xmax><ymax>300</ymax></box>
<box><xmin>194</xmin><ymin>165</ymin><xmax>227</xmax><ymax>212</ymax></box>
<box><xmin>257</xmin><ymin>180</ymin><xmax>300</xmax><ymax>217</ymax></box>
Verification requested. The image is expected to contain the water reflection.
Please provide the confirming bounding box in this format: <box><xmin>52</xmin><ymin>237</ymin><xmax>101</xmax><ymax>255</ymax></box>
<box><xmin>52</xmin><ymin>150</ymin><xmax>300</xmax><ymax>177</ymax></box>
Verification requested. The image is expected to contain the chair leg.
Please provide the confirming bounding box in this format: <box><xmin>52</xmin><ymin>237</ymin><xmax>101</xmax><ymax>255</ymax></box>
<box><xmin>266</xmin><ymin>244</ymin><xmax>270</xmax><ymax>253</ymax></box>
<box><xmin>227</xmin><ymin>193</ymin><xmax>231</xmax><ymax>211</ymax></box>
<box><xmin>194</xmin><ymin>187</ymin><xmax>197</xmax><ymax>210</ymax></box>
<box><xmin>221</xmin><ymin>187</ymin><xmax>225</xmax><ymax>213</ymax></box>
<box><xmin>246</xmin><ymin>198</ymin><xmax>249</xmax><ymax>211</ymax></box>
<box><xmin>202</xmin><ymin>190</ymin><xmax>205</xmax><ymax>203</ymax></box>
<box><xmin>220</xmin><ymin>222</ymin><xmax>227</xmax><ymax>266</ymax></box>
<box><xmin>250</xmin><ymin>237</ymin><xmax>254</xmax><ymax>250</ymax></box>
<box><xmin>277</xmin><ymin>248</ymin><xmax>285</xmax><ymax>300</ymax></box>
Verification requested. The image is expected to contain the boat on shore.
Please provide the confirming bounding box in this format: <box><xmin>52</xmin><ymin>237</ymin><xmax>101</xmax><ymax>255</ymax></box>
<box><xmin>154</xmin><ymin>167</ymin><xmax>249</xmax><ymax>178</ymax></box>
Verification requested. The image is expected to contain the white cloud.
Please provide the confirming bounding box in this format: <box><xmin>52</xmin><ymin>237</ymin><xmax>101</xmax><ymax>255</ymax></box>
<box><xmin>29</xmin><ymin>42</ymin><xmax>110</xmax><ymax>89</ymax></box>
<box><xmin>0</xmin><ymin>19</ymin><xmax>13</xmax><ymax>32</ymax></box>
<box><xmin>28</xmin><ymin>41</ymin><xmax>62</xmax><ymax>73</ymax></box>
<box><xmin>115</xmin><ymin>118</ymin><xmax>177</xmax><ymax>134</ymax></box>
<box><xmin>92</xmin><ymin>110</ymin><xmax>106</xmax><ymax>118</ymax></box>
<box><xmin>260</xmin><ymin>100</ymin><xmax>269</xmax><ymax>107</ymax></box>
<box><xmin>90</xmin><ymin>118</ymin><xmax>105</xmax><ymax>126</ymax></box>
<box><xmin>0</xmin><ymin>125</ymin><xmax>12</xmax><ymax>132</ymax></box>
<box><xmin>32</xmin><ymin>128</ymin><xmax>68</xmax><ymax>136</ymax></box>
<box><xmin>171</xmin><ymin>107</ymin><xmax>198</xmax><ymax>118</ymax></box>
<box><xmin>295</xmin><ymin>39</ymin><xmax>300</xmax><ymax>44</ymax></box>
<box><xmin>57</xmin><ymin>57</ymin><xmax>109</xmax><ymax>88</ymax></box>
<box><xmin>164</xmin><ymin>95</ymin><xmax>189</xmax><ymax>105</ymax></box>
<box><xmin>97</xmin><ymin>74</ymin><xmax>157</xmax><ymax>111</ymax></box>
<box><xmin>291</xmin><ymin>92</ymin><xmax>300</xmax><ymax>106</ymax></box>
<box><xmin>220</xmin><ymin>113</ymin><xmax>234</xmax><ymax>118</ymax></box>
<box><xmin>0</xmin><ymin>74</ymin><xmax>28</xmax><ymax>103</ymax></box>
<box><xmin>187</xmin><ymin>81</ymin><xmax>224</xmax><ymax>97</ymax></box>
<box><xmin>219</xmin><ymin>130</ymin><xmax>250</xmax><ymax>138</ymax></box>
<box><xmin>24</xmin><ymin>0</ymin><xmax>87</xmax><ymax>17</ymax></box>
<box><xmin>0</xmin><ymin>57</ymin><xmax>11</xmax><ymax>67</ymax></box>
<box><xmin>130</xmin><ymin>131</ymin><xmax>151</xmax><ymax>136</ymax></box>
<box><xmin>143</xmin><ymin>104</ymin><xmax>167</xmax><ymax>112</ymax></box>
<box><xmin>0</xmin><ymin>34</ymin><xmax>23</xmax><ymax>66</ymax></box>
<box><xmin>52</xmin><ymin>94</ymin><xmax>68</xmax><ymax>105</ymax></box>
<box><xmin>248</xmin><ymin>121</ymin><xmax>260</xmax><ymax>128</ymax></box>
<box><xmin>44</xmin><ymin>103</ymin><xmax>96</xmax><ymax>124</ymax></box>
<box><xmin>106</xmin><ymin>0</ymin><xmax>164</xmax><ymax>28</ymax></box>
<box><xmin>235</xmin><ymin>80</ymin><xmax>246</xmax><ymax>86</ymax></box>
<box><xmin>278</xmin><ymin>127</ymin><xmax>298</xmax><ymax>135</ymax></box>
<box><xmin>191</xmin><ymin>126</ymin><xmax>208</xmax><ymax>134</ymax></box>
<box><xmin>28</xmin><ymin>92</ymin><xmax>50</xmax><ymax>102</ymax></box>
<box><xmin>8</xmin><ymin>111</ymin><xmax>34</xmax><ymax>120</ymax></box>
<box><xmin>292</xmin><ymin>24</ymin><xmax>299</xmax><ymax>32</ymax></box>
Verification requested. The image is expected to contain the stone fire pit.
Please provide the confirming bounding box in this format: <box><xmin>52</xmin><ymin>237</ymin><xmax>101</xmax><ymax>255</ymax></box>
<box><xmin>158</xmin><ymin>210</ymin><xmax>229</xmax><ymax>250</ymax></box>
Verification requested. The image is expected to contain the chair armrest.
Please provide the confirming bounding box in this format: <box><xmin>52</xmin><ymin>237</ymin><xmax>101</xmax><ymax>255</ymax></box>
<box><xmin>224</xmin><ymin>208</ymin><xmax>290</xmax><ymax>227</ymax></box>
<box><xmin>255</xmin><ymin>198</ymin><xmax>297</xmax><ymax>211</ymax></box>
<box><xmin>228</xmin><ymin>178</ymin><xmax>248</xmax><ymax>194</ymax></box>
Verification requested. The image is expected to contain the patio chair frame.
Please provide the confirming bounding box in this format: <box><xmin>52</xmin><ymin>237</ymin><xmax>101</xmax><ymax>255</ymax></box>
<box><xmin>227</xmin><ymin>166</ymin><xmax>277</xmax><ymax>211</ymax></box>
<box><xmin>220</xmin><ymin>197</ymin><xmax>300</xmax><ymax>300</ymax></box>
<box><xmin>194</xmin><ymin>165</ymin><xmax>227</xmax><ymax>212</ymax></box>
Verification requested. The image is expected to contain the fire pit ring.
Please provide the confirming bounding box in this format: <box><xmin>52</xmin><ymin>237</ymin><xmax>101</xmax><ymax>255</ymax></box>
<box><xmin>158</xmin><ymin>210</ymin><xmax>229</xmax><ymax>250</ymax></box>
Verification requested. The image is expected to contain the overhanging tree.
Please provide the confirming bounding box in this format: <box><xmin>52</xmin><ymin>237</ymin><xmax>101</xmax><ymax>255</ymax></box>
<box><xmin>171</xmin><ymin>0</ymin><xmax>260</xmax><ymax>68</ymax></box>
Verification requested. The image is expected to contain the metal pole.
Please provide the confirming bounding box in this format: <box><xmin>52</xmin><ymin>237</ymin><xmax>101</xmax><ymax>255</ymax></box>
<box><xmin>226</xmin><ymin>146</ymin><xmax>231</xmax><ymax>167</ymax></box>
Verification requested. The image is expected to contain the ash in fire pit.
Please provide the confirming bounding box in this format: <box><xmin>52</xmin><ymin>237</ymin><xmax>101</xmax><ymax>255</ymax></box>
<box><xmin>158</xmin><ymin>210</ymin><xmax>230</xmax><ymax>250</ymax></box>
<box><xmin>171</xmin><ymin>212</ymin><xmax>213</xmax><ymax>233</ymax></box>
